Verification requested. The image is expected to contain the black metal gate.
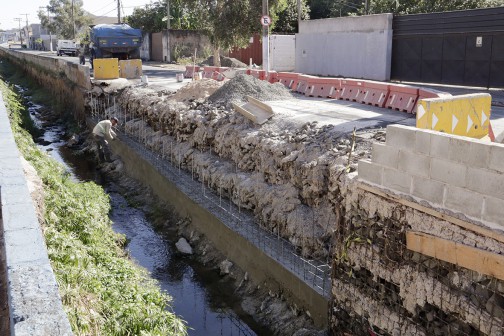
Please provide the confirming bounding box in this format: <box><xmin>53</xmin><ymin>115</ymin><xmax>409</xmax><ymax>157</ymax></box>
<box><xmin>392</xmin><ymin>7</ymin><xmax>504</xmax><ymax>88</ymax></box>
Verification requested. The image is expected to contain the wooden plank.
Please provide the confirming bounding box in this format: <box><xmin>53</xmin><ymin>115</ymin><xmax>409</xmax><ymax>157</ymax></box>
<box><xmin>232</xmin><ymin>103</ymin><xmax>257</xmax><ymax>124</ymax></box>
<box><xmin>247</xmin><ymin>96</ymin><xmax>274</xmax><ymax>113</ymax></box>
<box><xmin>358</xmin><ymin>183</ymin><xmax>504</xmax><ymax>244</ymax></box>
<box><xmin>406</xmin><ymin>231</ymin><xmax>504</xmax><ymax>281</ymax></box>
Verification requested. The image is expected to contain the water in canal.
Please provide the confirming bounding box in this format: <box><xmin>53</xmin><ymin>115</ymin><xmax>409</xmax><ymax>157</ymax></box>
<box><xmin>20</xmin><ymin>87</ymin><xmax>272</xmax><ymax>336</ymax></box>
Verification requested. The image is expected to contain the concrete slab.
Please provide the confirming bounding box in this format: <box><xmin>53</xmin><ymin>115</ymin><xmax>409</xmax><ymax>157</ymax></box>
<box><xmin>266</xmin><ymin>96</ymin><xmax>415</xmax><ymax>133</ymax></box>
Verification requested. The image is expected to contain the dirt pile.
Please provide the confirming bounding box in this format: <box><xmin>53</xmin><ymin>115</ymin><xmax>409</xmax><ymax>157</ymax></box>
<box><xmin>171</xmin><ymin>79</ymin><xmax>224</xmax><ymax>102</ymax></box>
<box><xmin>200</xmin><ymin>55</ymin><xmax>247</xmax><ymax>68</ymax></box>
<box><xmin>208</xmin><ymin>74</ymin><xmax>293</xmax><ymax>106</ymax></box>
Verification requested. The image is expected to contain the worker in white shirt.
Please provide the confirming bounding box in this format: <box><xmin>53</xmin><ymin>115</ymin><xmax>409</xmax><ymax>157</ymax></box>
<box><xmin>92</xmin><ymin>117</ymin><xmax>118</xmax><ymax>162</ymax></box>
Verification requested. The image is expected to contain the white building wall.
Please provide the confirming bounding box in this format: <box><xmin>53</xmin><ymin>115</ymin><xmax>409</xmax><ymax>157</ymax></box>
<box><xmin>270</xmin><ymin>35</ymin><xmax>296</xmax><ymax>72</ymax></box>
<box><xmin>295</xmin><ymin>14</ymin><xmax>393</xmax><ymax>81</ymax></box>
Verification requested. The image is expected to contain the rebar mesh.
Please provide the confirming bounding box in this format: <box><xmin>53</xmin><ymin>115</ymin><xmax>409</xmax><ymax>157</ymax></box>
<box><xmin>88</xmin><ymin>93</ymin><xmax>332</xmax><ymax>298</ymax></box>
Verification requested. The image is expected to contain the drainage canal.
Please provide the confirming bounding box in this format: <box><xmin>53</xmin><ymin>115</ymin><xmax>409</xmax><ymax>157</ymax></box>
<box><xmin>18</xmin><ymin>85</ymin><xmax>273</xmax><ymax>335</ymax></box>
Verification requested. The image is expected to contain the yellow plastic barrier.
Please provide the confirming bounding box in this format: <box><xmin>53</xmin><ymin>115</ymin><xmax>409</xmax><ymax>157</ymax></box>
<box><xmin>93</xmin><ymin>58</ymin><xmax>119</xmax><ymax>80</ymax></box>
<box><xmin>416</xmin><ymin>93</ymin><xmax>491</xmax><ymax>139</ymax></box>
<box><xmin>119</xmin><ymin>59</ymin><xmax>142</xmax><ymax>79</ymax></box>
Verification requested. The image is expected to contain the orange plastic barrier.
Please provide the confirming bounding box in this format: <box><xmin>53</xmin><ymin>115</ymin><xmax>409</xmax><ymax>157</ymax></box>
<box><xmin>184</xmin><ymin>65</ymin><xmax>200</xmax><ymax>78</ymax></box>
<box><xmin>297</xmin><ymin>75</ymin><xmax>318</xmax><ymax>94</ymax></box>
<box><xmin>266</xmin><ymin>71</ymin><xmax>279</xmax><ymax>83</ymax></box>
<box><xmin>417</xmin><ymin>88</ymin><xmax>452</xmax><ymax>100</ymax></box>
<box><xmin>360</xmin><ymin>81</ymin><xmax>390</xmax><ymax>107</ymax></box>
<box><xmin>277</xmin><ymin>72</ymin><xmax>300</xmax><ymax>90</ymax></box>
<box><xmin>250</xmin><ymin>69</ymin><xmax>267</xmax><ymax>80</ymax></box>
<box><xmin>385</xmin><ymin>84</ymin><xmax>418</xmax><ymax>113</ymax></box>
<box><xmin>211</xmin><ymin>67</ymin><xmax>229</xmax><ymax>81</ymax></box>
<box><xmin>305</xmin><ymin>77</ymin><xmax>341</xmax><ymax>98</ymax></box>
<box><xmin>202</xmin><ymin>66</ymin><xmax>216</xmax><ymax>79</ymax></box>
<box><xmin>415</xmin><ymin>88</ymin><xmax>452</xmax><ymax>113</ymax></box>
<box><xmin>340</xmin><ymin>79</ymin><xmax>365</xmax><ymax>101</ymax></box>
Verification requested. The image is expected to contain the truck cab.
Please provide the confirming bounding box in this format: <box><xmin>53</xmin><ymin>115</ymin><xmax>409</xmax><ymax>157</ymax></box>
<box><xmin>90</xmin><ymin>23</ymin><xmax>142</xmax><ymax>60</ymax></box>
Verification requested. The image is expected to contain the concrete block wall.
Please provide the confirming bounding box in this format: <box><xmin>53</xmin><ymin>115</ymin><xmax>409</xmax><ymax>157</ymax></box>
<box><xmin>0</xmin><ymin>93</ymin><xmax>73</xmax><ymax>334</ymax></box>
<box><xmin>358</xmin><ymin>124</ymin><xmax>504</xmax><ymax>228</ymax></box>
<box><xmin>0</xmin><ymin>48</ymin><xmax>90</xmax><ymax>90</ymax></box>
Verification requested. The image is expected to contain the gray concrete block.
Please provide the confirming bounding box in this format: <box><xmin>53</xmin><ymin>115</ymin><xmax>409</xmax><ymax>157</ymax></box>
<box><xmin>2</xmin><ymin>203</ymin><xmax>40</xmax><ymax>231</ymax></box>
<box><xmin>444</xmin><ymin>185</ymin><xmax>484</xmax><ymax>219</ymax></box>
<box><xmin>9</xmin><ymin>264</ymin><xmax>73</xmax><ymax>336</ymax></box>
<box><xmin>482</xmin><ymin>196</ymin><xmax>504</xmax><ymax>227</ymax></box>
<box><xmin>397</xmin><ymin>150</ymin><xmax>430</xmax><ymax>178</ymax></box>
<box><xmin>1</xmin><ymin>183</ymin><xmax>32</xmax><ymax>206</ymax></box>
<box><xmin>429</xmin><ymin>131</ymin><xmax>454</xmax><ymax>159</ymax></box>
<box><xmin>385</xmin><ymin>124</ymin><xmax>417</xmax><ymax>150</ymax></box>
<box><xmin>466</xmin><ymin>167</ymin><xmax>504</xmax><ymax>200</ymax></box>
<box><xmin>411</xmin><ymin>175</ymin><xmax>445</xmax><ymax>205</ymax></box>
<box><xmin>4</xmin><ymin>228</ymin><xmax>50</xmax><ymax>265</ymax></box>
<box><xmin>448</xmin><ymin>137</ymin><xmax>490</xmax><ymax>169</ymax></box>
<box><xmin>382</xmin><ymin>167</ymin><xmax>411</xmax><ymax>194</ymax></box>
<box><xmin>488</xmin><ymin>144</ymin><xmax>504</xmax><ymax>173</ymax></box>
<box><xmin>415</xmin><ymin>129</ymin><xmax>432</xmax><ymax>155</ymax></box>
<box><xmin>430</xmin><ymin>158</ymin><xmax>467</xmax><ymax>188</ymax></box>
<box><xmin>372</xmin><ymin>143</ymin><xmax>399</xmax><ymax>168</ymax></box>
<box><xmin>357</xmin><ymin>159</ymin><xmax>383</xmax><ymax>185</ymax></box>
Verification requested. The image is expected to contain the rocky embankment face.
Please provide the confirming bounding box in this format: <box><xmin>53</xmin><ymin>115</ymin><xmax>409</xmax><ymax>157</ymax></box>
<box><xmin>111</xmin><ymin>75</ymin><xmax>380</xmax><ymax>261</ymax></box>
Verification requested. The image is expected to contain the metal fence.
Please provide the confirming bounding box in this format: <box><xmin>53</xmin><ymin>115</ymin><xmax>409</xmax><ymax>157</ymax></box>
<box><xmin>88</xmin><ymin>93</ymin><xmax>332</xmax><ymax>298</ymax></box>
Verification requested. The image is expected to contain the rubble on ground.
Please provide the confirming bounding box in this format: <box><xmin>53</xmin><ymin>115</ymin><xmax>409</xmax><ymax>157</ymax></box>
<box><xmin>208</xmin><ymin>74</ymin><xmax>293</xmax><ymax>106</ymax></box>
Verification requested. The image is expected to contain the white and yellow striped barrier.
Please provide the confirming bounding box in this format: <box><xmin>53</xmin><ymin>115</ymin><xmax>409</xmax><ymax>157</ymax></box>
<box><xmin>416</xmin><ymin>93</ymin><xmax>491</xmax><ymax>139</ymax></box>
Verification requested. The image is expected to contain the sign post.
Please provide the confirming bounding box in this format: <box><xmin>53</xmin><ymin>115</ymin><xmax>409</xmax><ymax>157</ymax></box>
<box><xmin>261</xmin><ymin>0</ymin><xmax>271</xmax><ymax>72</ymax></box>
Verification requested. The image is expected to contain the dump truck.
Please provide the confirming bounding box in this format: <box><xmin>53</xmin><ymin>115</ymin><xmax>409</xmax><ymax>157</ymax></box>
<box><xmin>90</xmin><ymin>23</ymin><xmax>142</xmax><ymax>60</ymax></box>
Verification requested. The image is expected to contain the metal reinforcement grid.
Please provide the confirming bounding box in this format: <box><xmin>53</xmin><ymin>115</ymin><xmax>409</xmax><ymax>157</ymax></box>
<box><xmin>89</xmin><ymin>94</ymin><xmax>332</xmax><ymax>298</ymax></box>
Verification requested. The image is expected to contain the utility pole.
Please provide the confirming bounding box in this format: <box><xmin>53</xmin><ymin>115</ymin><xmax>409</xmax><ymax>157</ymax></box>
<box><xmin>71</xmin><ymin>0</ymin><xmax>75</xmax><ymax>39</ymax></box>
<box><xmin>166</xmin><ymin>0</ymin><xmax>170</xmax><ymax>29</ymax></box>
<box><xmin>40</xmin><ymin>6</ymin><xmax>53</xmax><ymax>52</ymax></box>
<box><xmin>365</xmin><ymin>0</ymin><xmax>369</xmax><ymax>15</ymax></box>
<box><xmin>14</xmin><ymin>18</ymin><xmax>22</xmax><ymax>47</ymax></box>
<box><xmin>262</xmin><ymin>0</ymin><xmax>269</xmax><ymax>72</ymax></box>
<box><xmin>20</xmin><ymin>14</ymin><xmax>29</xmax><ymax>48</ymax></box>
<box><xmin>166</xmin><ymin>0</ymin><xmax>170</xmax><ymax>63</ymax></box>
<box><xmin>117</xmin><ymin>0</ymin><xmax>121</xmax><ymax>23</ymax></box>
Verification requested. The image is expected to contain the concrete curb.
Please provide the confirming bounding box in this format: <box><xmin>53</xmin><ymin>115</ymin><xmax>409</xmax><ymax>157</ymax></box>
<box><xmin>0</xmin><ymin>94</ymin><xmax>73</xmax><ymax>335</ymax></box>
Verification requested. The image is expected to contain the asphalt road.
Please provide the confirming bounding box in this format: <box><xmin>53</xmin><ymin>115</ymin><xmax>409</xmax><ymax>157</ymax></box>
<box><xmin>3</xmin><ymin>44</ymin><xmax>504</xmax><ymax>139</ymax></box>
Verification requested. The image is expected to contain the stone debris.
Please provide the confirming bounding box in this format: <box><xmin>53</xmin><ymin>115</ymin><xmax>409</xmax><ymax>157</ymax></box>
<box><xmin>175</xmin><ymin>237</ymin><xmax>193</xmax><ymax>254</ymax></box>
<box><xmin>208</xmin><ymin>74</ymin><xmax>293</xmax><ymax>106</ymax></box>
<box><xmin>219</xmin><ymin>260</ymin><xmax>233</xmax><ymax>275</ymax></box>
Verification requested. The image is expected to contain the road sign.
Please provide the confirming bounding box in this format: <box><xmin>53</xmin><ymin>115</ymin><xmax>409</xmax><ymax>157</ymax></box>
<box><xmin>261</xmin><ymin>15</ymin><xmax>272</xmax><ymax>26</ymax></box>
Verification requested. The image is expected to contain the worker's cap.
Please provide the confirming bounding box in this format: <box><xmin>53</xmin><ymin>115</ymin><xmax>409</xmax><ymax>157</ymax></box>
<box><xmin>110</xmin><ymin>116</ymin><xmax>119</xmax><ymax>124</ymax></box>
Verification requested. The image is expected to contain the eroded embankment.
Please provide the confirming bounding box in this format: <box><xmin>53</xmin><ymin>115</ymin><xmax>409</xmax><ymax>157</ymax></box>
<box><xmin>110</xmin><ymin>76</ymin><xmax>374</xmax><ymax>261</ymax></box>
<box><xmin>89</xmin><ymin>74</ymin><xmax>504</xmax><ymax>336</ymax></box>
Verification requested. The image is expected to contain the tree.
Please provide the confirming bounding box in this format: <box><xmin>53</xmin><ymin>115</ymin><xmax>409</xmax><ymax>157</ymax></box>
<box><xmin>306</xmin><ymin>0</ymin><xmax>504</xmax><ymax>18</ymax></box>
<box><xmin>125</xmin><ymin>0</ymin><xmax>200</xmax><ymax>33</ymax></box>
<box><xmin>38</xmin><ymin>0</ymin><xmax>92</xmax><ymax>40</ymax></box>
<box><xmin>272</xmin><ymin>0</ymin><xmax>311</xmax><ymax>33</ymax></box>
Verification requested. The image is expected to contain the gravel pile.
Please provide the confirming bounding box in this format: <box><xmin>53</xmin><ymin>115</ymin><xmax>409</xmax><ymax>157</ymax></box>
<box><xmin>208</xmin><ymin>74</ymin><xmax>293</xmax><ymax>105</ymax></box>
<box><xmin>200</xmin><ymin>55</ymin><xmax>247</xmax><ymax>68</ymax></box>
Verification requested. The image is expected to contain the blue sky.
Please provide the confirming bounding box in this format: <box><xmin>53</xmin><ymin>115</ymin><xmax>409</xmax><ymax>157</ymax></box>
<box><xmin>0</xmin><ymin>0</ymin><xmax>153</xmax><ymax>30</ymax></box>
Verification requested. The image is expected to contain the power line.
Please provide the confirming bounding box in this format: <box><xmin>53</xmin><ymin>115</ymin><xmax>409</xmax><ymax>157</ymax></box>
<box><xmin>87</xmin><ymin>1</ymin><xmax>117</xmax><ymax>16</ymax></box>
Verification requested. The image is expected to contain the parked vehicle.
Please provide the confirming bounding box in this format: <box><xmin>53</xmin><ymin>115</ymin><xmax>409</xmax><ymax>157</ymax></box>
<box><xmin>90</xmin><ymin>23</ymin><xmax>142</xmax><ymax>60</ymax></box>
<box><xmin>57</xmin><ymin>40</ymin><xmax>77</xmax><ymax>56</ymax></box>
